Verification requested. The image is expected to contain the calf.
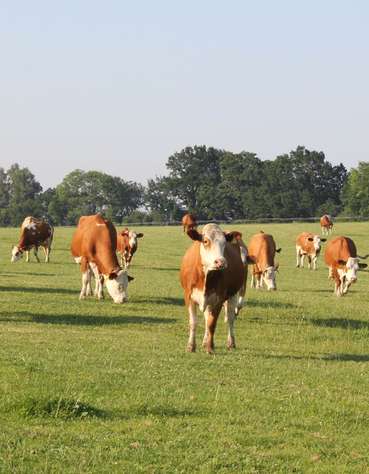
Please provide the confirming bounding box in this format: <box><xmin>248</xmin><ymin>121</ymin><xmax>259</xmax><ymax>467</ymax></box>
<box><xmin>11</xmin><ymin>216</ymin><xmax>53</xmax><ymax>263</ymax></box>
<box><xmin>248</xmin><ymin>232</ymin><xmax>281</xmax><ymax>290</ymax></box>
<box><xmin>117</xmin><ymin>228</ymin><xmax>144</xmax><ymax>268</ymax></box>
<box><xmin>320</xmin><ymin>214</ymin><xmax>333</xmax><ymax>235</ymax></box>
<box><xmin>180</xmin><ymin>224</ymin><xmax>244</xmax><ymax>353</ymax></box>
<box><xmin>71</xmin><ymin>214</ymin><xmax>133</xmax><ymax>303</ymax></box>
<box><xmin>324</xmin><ymin>236</ymin><xmax>368</xmax><ymax>296</ymax></box>
<box><xmin>182</xmin><ymin>213</ymin><xmax>197</xmax><ymax>233</ymax></box>
<box><xmin>296</xmin><ymin>232</ymin><xmax>326</xmax><ymax>270</ymax></box>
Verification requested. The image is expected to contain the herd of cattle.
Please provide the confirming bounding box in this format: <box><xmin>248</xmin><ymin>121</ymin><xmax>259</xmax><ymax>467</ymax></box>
<box><xmin>9</xmin><ymin>213</ymin><xmax>368</xmax><ymax>353</ymax></box>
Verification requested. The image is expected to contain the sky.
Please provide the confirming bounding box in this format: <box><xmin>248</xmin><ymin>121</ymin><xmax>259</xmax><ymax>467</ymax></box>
<box><xmin>1</xmin><ymin>1</ymin><xmax>368</xmax><ymax>189</ymax></box>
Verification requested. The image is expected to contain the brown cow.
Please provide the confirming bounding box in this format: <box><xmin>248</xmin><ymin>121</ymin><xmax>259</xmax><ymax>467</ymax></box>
<box><xmin>182</xmin><ymin>213</ymin><xmax>197</xmax><ymax>233</ymax></box>
<box><xmin>296</xmin><ymin>232</ymin><xmax>326</xmax><ymax>270</ymax></box>
<box><xmin>11</xmin><ymin>216</ymin><xmax>53</xmax><ymax>263</ymax></box>
<box><xmin>117</xmin><ymin>228</ymin><xmax>144</xmax><ymax>268</ymax></box>
<box><xmin>324</xmin><ymin>236</ymin><xmax>368</xmax><ymax>296</ymax></box>
<box><xmin>71</xmin><ymin>214</ymin><xmax>133</xmax><ymax>303</ymax></box>
<box><xmin>226</xmin><ymin>231</ymin><xmax>248</xmax><ymax>315</ymax></box>
<box><xmin>320</xmin><ymin>214</ymin><xmax>333</xmax><ymax>235</ymax></box>
<box><xmin>180</xmin><ymin>224</ymin><xmax>245</xmax><ymax>353</ymax></box>
<box><xmin>248</xmin><ymin>232</ymin><xmax>281</xmax><ymax>290</ymax></box>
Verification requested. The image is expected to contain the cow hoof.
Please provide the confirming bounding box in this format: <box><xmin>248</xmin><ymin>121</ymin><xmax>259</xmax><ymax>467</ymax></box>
<box><xmin>227</xmin><ymin>339</ymin><xmax>236</xmax><ymax>350</ymax></box>
<box><xmin>79</xmin><ymin>295</ymin><xmax>86</xmax><ymax>300</ymax></box>
<box><xmin>187</xmin><ymin>344</ymin><xmax>196</xmax><ymax>353</ymax></box>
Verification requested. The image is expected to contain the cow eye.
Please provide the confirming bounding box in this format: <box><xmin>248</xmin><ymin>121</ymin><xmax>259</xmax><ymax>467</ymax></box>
<box><xmin>203</xmin><ymin>238</ymin><xmax>210</xmax><ymax>246</ymax></box>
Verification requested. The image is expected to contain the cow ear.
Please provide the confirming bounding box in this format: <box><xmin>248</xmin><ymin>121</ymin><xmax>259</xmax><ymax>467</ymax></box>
<box><xmin>307</xmin><ymin>237</ymin><xmax>314</xmax><ymax>242</ymax></box>
<box><xmin>321</xmin><ymin>238</ymin><xmax>327</xmax><ymax>242</ymax></box>
<box><xmin>274</xmin><ymin>262</ymin><xmax>280</xmax><ymax>271</ymax></box>
<box><xmin>225</xmin><ymin>231</ymin><xmax>241</xmax><ymax>242</ymax></box>
<box><xmin>136</xmin><ymin>233</ymin><xmax>144</xmax><ymax>238</ymax></box>
<box><xmin>276</xmin><ymin>248</ymin><xmax>282</xmax><ymax>253</ymax></box>
<box><xmin>109</xmin><ymin>272</ymin><xmax>117</xmax><ymax>280</ymax></box>
<box><xmin>338</xmin><ymin>259</ymin><xmax>347</xmax><ymax>266</ymax></box>
<box><xmin>128</xmin><ymin>275</ymin><xmax>134</xmax><ymax>281</ymax></box>
<box><xmin>187</xmin><ymin>229</ymin><xmax>203</xmax><ymax>241</ymax></box>
<box><xmin>359</xmin><ymin>263</ymin><xmax>368</xmax><ymax>269</ymax></box>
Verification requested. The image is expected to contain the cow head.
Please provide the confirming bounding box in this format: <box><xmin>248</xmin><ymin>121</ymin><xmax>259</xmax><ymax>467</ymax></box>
<box><xmin>104</xmin><ymin>269</ymin><xmax>134</xmax><ymax>303</ymax></box>
<box><xmin>262</xmin><ymin>265</ymin><xmax>278</xmax><ymax>291</ymax></box>
<box><xmin>121</xmin><ymin>229</ymin><xmax>143</xmax><ymax>267</ymax></box>
<box><xmin>188</xmin><ymin>224</ymin><xmax>232</xmax><ymax>272</ymax></box>
<box><xmin>337</xmin><ymin>257</ymin><xmax>367</xmax><ymax>294</ymax></box>
<box><xmin>307</xmin><ymin>235</ymin><xmax>326</xmax><ymax>252</ymax></box>
<box><xmin>11</xmin><ymin>246</ymin><xmax>23</xmax><ymax>262</ymax></box>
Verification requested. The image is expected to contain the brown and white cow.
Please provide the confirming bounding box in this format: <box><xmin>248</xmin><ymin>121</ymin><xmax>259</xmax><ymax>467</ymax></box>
<box><xmin>182</xmin><ymin>213</ymin><xmax>197</xmax><ymax>233</ymax></box>
<box><xmin>296</xmin><ymin>232</ymin><xmax>326</xmax><ymax>270</ymax></box>
<box><xmin>117</xmin><ymin>228</ymin><xmax>144</xmax><ymax>268</ymax></box>
<box><xmin>71</xmin><ymin>214</ymin><xmax>133</xmax><ymax>303</ymax></box>
<box><xmin>248</xmin><ymin>232</ymin><xmax>281</xmax><ymax>290</ymax></box>
<box><xmin>226</xmin><ymin>231</ymin><xmax>248</xmax><ymax>315</ymax></box>
<box><xmin>11</xmin><ymin>216</ymin><xmax>54</xmax><ymax>263</ymax></box>
<box><xmin>320</xmin><ymin>214</ymin><xmax>333</xmax><ymax>235</ymax></box>
<box><xmin>324</xmin><ymin>236</ymin><xmax>368</xmax><ymax>296</ymax></box>
<box><xmin>180</xmin><ymin>224</ymin><xmax>245</xmax><ymax>353</ymax></box>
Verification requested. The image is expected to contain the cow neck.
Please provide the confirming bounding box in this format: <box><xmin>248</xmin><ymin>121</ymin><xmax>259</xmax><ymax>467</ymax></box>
<box><xmin>18</xmin><ymin>233</ymin><xmax>31</xmax><ymax>251</ymax></box>
<box><xmin>94</xmin><ymin>241</ymin><xmax>121</xmax><ymax>276</ymax></box>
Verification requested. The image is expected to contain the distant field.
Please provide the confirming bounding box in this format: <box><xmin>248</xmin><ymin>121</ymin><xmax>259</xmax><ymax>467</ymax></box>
<box><xmin>1</xmin><ymin>222</ymin><xmax>369</xmax><ymax>473</ymax></box>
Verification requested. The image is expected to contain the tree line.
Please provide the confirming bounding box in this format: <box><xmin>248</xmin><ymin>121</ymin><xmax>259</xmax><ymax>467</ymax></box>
<box><xmin>0</xmin><ymin>146</ymin><xmax>368</xmax><ymax>226</ymax></box>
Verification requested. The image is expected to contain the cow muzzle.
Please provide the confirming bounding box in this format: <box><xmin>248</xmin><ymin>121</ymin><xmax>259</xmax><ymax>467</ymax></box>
<box><xmin>213</xmin><ymin>258</ymin><xmax>227</xmax><ymax>270</ymax></box>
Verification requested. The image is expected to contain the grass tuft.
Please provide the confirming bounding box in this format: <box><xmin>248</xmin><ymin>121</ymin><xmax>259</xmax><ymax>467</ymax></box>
<box><xmin>18</xmin><ymin>397</ymin><xmax>106</xmax><ymax>420</ymax></box>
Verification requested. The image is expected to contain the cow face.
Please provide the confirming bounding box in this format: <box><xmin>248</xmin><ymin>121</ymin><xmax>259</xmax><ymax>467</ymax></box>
<box><xmin>104</xmin><ymin>270</ymin><xmax>134</xmax><ymax>303</ymax></box>
<box><xmin>308</xmin><ymin>235</ymin><xmax>325</xmax><ymax>252</ymax></box>
<box><xmin>337</xmin><ymin>257</ymin><xmax>364</xmax><ymax>294</ymax></box>
<box><xmin>262</xmin><ymin>266</ymin><xmax>277</xmax><ymax>291</ymax></box>
<box><xmin>11</xmin><ymin>246</ymin><xmax>23</xmax><ymax>262</ymax></box>
<box><xmin>128</xmin><ymin>231</ymin><xmax>143</xmax><ymax>254</ymax></box>
<box><xmin>188</xmin><ymin>224</ymin><xmax>228</xmax><ymax>272</ymax></box>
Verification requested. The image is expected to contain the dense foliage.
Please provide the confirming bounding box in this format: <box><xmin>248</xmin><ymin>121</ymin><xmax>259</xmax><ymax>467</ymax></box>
<box><xmin>0</xmin><ymin>145</ymin><xmax>364</xmax><ymax>225</ymax></box>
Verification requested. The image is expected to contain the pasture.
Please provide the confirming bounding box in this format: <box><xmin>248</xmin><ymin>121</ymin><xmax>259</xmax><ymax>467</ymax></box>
<box><xmin>1</xmin><ymin>222</ymin><xmax>369</xmax><ymax>473</ymax></box>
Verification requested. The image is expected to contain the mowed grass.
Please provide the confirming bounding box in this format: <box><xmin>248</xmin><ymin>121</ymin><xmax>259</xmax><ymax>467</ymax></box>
<box><xmin>1</xmin><ymin>222</ymin><xmax>369</xmax><ymax>473</ymax></box>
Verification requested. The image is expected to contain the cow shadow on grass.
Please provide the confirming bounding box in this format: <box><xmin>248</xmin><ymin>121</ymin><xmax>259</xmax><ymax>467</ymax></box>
<box><xmin>0</xmin><ymin>285</ymin><xmax>75</xmax><ymax>295</ymax></box>
<box><xmin>133</xmin><ymin>296</ymin><xmax>183</xmax><ymax>306</ymax></box>
<box><xmin>246</xmin><ymin>299</ymin><xmax>297</xmax><ymax>309</ymax></box>
<box><xmin>0</xmin><ymin>312</ymin><xmax>177</xmax><ymax>326</ymax></box>
<box><xmin>258</xmin><ymin>352</ymin><xmax>369</xmax><ymax>363</ymax></box>
<box><xmin>0</xmin><ymin>272</ymin><xmax>57</xmax><ymax>277</ymax></box>
<box><xmin>310</xmin><ymin>317</ymin><xmax>369</xmax><ymax>331</ymax></box>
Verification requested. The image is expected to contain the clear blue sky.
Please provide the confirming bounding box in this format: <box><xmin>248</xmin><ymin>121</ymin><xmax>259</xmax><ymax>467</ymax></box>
<box><xmin>1</xmin><ymin>1</ymin><xmax>368</xmax><ymax>189</ymax></box>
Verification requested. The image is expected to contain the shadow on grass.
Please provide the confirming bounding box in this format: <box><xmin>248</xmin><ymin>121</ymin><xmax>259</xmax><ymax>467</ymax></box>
<box><xmin>134</xmin><ymin>296</ymin><xmax>183</xmax><ymax>306</ymax></box>
<box><xmin>310</xmin><ymin>318</ymin><xmax>369</xmax><ymax>330</ymax></box>
<box><xmin>246</xmin><ymin>299</ymin><xmax>297</xmax><ymax>309</ymax></box>
<box><xmin>0</xmin><ymin>312</ymin><xmax>177</xmax><ymax>326</ymax></box>
<box><xmin>0</xmin><ymin>285</ymin><xmax>75</xmax><ymax>295</ymax></box>
<box><xmin>0</xmin><ymin>272</ymin><xmax>57</xmax><ymax>277</ymax></box>
<box><xmin>130</xmin><ymin>404</ymin><xmax>200</xmax><ymax>418</ymax></box>
<box><xmin>259</xmin><ymin>352</ymin><xmax>369</xmax><ymax>363</ymax></box>
<box><xmin>134</xmin><ymin>265</ymin><xmax>179</xmax><ymax>272</ymax></box>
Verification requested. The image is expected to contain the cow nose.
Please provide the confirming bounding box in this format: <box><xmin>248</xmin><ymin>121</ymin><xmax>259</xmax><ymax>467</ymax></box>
<box><xmin>214</xmin><ymin>258</ymin><xmax>226</xmax><ymax>269</ymax></box>
<box><xmin>268</xmin><ymin>287</ymin><xmax>277</xmax><ymax>291</ymax></box>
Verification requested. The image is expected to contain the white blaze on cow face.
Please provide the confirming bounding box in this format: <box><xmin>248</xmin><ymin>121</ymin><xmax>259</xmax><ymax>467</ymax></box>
<box><xmin>104</xmin><ymin>270</ymin><xmax>130</xmax><ymax>303</ymax></box>
<box><xmin>199</xmin><ymin>224</ymin><xmax>227</xmax><ymax>272</ymax></box>
<box><xmin>312</xmin><ymin>235</ymin><xmax>322</xmax><ymax>252</ymax></box>
<box><xmin>262</xmin><ymin>266</ymin><xmax>277</xmax><ymax>291</ymax></box>
<box><xmin>128</xmin><ymin>231</ymin><xmax>137</xmax><ymax>249</ymax></box>
<box><xmin>338</xmin><ymin>257</ymin><xmax>359</xmax><ymax>294</ymax></box>
<box><xmin>11</xmin><ymin>246</ymin><xmax>23</xmax><ymax>262</ymax></box>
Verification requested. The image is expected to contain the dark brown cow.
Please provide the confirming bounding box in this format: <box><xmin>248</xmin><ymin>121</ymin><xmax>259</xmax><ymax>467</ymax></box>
<box><xmin>71</xmin><ymin>214</ymin><xmax>133</xmax><ymax>303</ymax></box>
<box><xmin>248</xmin><ymin>232</ymin><xmax>281</xmax><ymax>290</ymax></box>
<box><xmin>324</xmin><ymin>236</ymin><xmax>368</xmax><ymax>296</ymax></box>
<box><xmin>182</xmin><ymin>213</ymin><xmax>197</xmax><ymax>233</ymax></box>
<box><xmin>180</xmin><ymin>223</ymin><xmax>244</xmax><ymax>353</ymax></box>
<box><xmin>117</xmin><ymin>228</ymin><xmax>144</xmax><ymax>268</ymax></box>
<box><xmin>226</xmin><ymin>231</ymin><xmax>248</xmax><ymax>315</ymax></box>
<box><xmin>320</xmin><ymin>214</ymin><xmax>333</xmax><ymax>235</ymax></box>
<box><xmin>11</xmin><ymin>216</ymin><xmax>53</xmax><ymax>263</ymax></box>
<box><xmin>296</xmin><ymin>232</ymin><xmax>326</xmax><ymax>270</ymax></box>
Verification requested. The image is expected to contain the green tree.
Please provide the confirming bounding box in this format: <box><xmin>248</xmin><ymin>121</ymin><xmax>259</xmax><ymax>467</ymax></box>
<box><xmin>342</xmin><ymin>162</ymin><xmax>369</xmax><ymax>216</ymax></box>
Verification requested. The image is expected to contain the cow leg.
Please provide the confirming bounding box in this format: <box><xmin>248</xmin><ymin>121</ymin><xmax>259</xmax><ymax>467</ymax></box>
<box><xmin>90</xmin><ymin>263</ymin><xmax>104</xmax><ymax>299</ymax></box>
<box><xmin>205</xmin><ymin>305</ymin><xmax>221</xmax><ymax>354</ymax></box>
<box><xmin>34</xmin><ymin>247</ymin><xmax>40</xmax><ymax>263</ymax></box>
<box><xmin>25</xmin><ymin>250</ymin><xmax>30</xmax><ymax>263</ymax></box>
<box><xmin>187</xmin><ymin>301</ymin><xmax>197</xmax><ymax>352</ymax></box>
<box><xmin>80</xmin><ymin>267</ymin><xmax>92</xmax><ymax>300</ymax></box>
<box><xmin>296</xmin><ymin>248</ymin><xmax>301</xmax><ymax>267</ymax></box>
<box><xmin>256</xmin><ymin>274</ymin><xmax>262</xmax><ymax>289</ymax></box>
<box><xmin>202</xmin><ymin>309</ymin><xmax>209</xmax><ymax>348</ymax></box>
<box><xmin>250</xmin><ymin>273</ymin><xmax>255</xmax><ymax>288</ymax></box>
<box><xmin>42</xmin><ymin>245</ymin><xmax>50</xmax><ymax>263</ymax></box>
<box><xmin>225</xmin><ymin>295</ymin><xmax>237</xmax><ymax>350</ymax></box>
<box><xmin>312</xmin><ymin>255</ymin><xmax>318</xmax><ymax>270</ymax></box>
<box><xmin>307</xmin><ymin>255</ymin><xmax>312</xmax><ymax>270</ymax></box>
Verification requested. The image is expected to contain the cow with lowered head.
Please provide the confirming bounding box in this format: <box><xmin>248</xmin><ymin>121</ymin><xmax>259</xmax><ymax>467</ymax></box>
<box><xmin>11</xmin><ymin>216</ymin><xmax>53</xmax><ymax>263</ymax></box>
<box><xmin>248</xmin><ymin>232</ymin><xmax>281</xmax><ymax>290</ymax></box>
<box><xmin>71</xmin><ymin>214</ymin><xmax>133</xmax><ymax>303</ymax></box>
<box><xmin>180</xmin><ymin>224</ymin><xmax>245</xmax><ymax>354</ymax></box>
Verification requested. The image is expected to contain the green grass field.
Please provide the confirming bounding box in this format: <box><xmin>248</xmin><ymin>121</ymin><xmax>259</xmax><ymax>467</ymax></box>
<box><xmin>1</xmin><ymin>222</ymin><xmax>369</xmax><ymax>473</ymax></box>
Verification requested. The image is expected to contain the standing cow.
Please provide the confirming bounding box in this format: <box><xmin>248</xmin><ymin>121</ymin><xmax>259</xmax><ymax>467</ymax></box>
<box><xmin>182</xmin><ymin>213</ymin><xmax>197</xmax><ymax>233</ymax></box>
<box><xmin>11</xmin><ymin>216</ymin><xmax>53</xmax><ymax>263</ymax></box>
<box><xmin>71</xmin><ymin>214</ymin><xmax>133</xmax><ymax>303</ymax></box>
<box><xmin>117</xmin><ymin>228</ymin><xmax>144</xmax><ymax>268</ymax></box>
<box><xmin>296</xmin><ymin>232</ymin><xmax>326</xmax><ymax>270</ymax></box>
<box><xmin>180</xmin><ymin>224</ymin><xmax>245</xmax><ymax>353</ymax></box>
<box><xmin>320</xmin><ymin>214</ymin><xmax>333</xmax><ymax>235</ymax></box>
<box><xmin>324</xmin><ymin>236</ymin><xmax>368</xmax><ymax>296</ymax></box>
<box><xmin>248</xmin><ymin>232</ymin><xmax>281</xmax><ymax>290</ymax></box>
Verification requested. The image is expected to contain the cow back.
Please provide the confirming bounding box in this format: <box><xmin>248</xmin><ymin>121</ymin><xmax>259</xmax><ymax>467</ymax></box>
<box><xmin>248</xmin><ymin>233</ymin><xmax>276</xmax><ymax>270</ymax></box>
<box><xmin>324</xmin><ymin>236</ymin><xmax>357</xmax><ymax>266</ymax></box>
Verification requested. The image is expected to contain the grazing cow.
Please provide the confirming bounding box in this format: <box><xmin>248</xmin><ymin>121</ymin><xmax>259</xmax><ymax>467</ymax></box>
<box><xmin>71</xmin><ymin>214</ymin><xmax>133</xmax><ymax>303</ymax></box>
<box><xmin>180</xmin><ymin>224</ymin><xmax>245</xmax><ymax>353</ymax></box>
<box><xmin>324</xmin><ymin>236</ymin><xmax>368</xmax><ymax>296</ymax></box>
<box><xmin>117</xmin><ymin>228</ymin><xmax>144</xmax><ymax>268</ymax></box>
<box><xmin>182</xmin><ymin>213</ymin><xmax>197</xmax><ymax>233</ymax></box>
<box><xmin>320</xmin><ymin>214</ymin><xmax>333</xmax><ymax>235</ymax></box>
<box><xmin>226</xmin><ymin>231</ymin><xmax>248</xmax><ymax>315</ymax></box>
<box><xmin>296</xmin><ymin>232</ymin><xmax>326</xmax><ymax>270</ymax></box>
<box><xmin>248</xmin><ymin>232</ymin><xmax>281</xmax><ymax>290</ymax></box>
<box><xmin>11</xmin><ymin>216</ymin><xmax>53</xmax><ymax>263</ymax></box>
